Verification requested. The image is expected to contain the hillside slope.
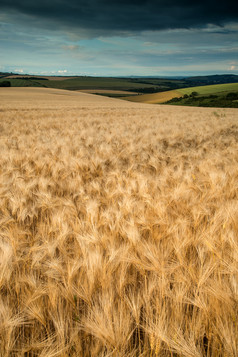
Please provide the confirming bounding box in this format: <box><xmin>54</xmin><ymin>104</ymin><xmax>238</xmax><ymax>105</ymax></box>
<box><xmin>178</xmin><ymin>82</ymin><xmax>238</xmax><ymax>95</ymax></box>
<box><xmin>124</xmin><ymin>82</ymin><xmax>238</xmax><ymax>106</ymax></box>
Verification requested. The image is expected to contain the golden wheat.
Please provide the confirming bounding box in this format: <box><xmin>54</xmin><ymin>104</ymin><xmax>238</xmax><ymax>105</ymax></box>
<box><xmin>0</xmin><ymin>87</ymin><xmax>238</xmax><ymax>356</ymax></box>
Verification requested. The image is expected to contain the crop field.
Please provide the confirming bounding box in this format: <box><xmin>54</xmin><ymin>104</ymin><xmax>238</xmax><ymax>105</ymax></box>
<box><xmin>0</xmin><ymin>88</ymin><xmax>238</xmax><ymax>356</ymax></box>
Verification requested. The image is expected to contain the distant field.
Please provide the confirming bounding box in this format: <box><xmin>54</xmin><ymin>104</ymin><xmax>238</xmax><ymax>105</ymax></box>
<box><xmin>43</xmin><ymin>77</ymin><xmax>153</xmax><ymax>90</ymax></box>
<box><xmin>77</xmin><ymin>89</ymin><xmax>139</xmax><ymax>97</ymax></box>
<box><xmin>77</xmin><ymin>89</ymin><xmax>137</xmax><ymax>94</ymax></box>
<box><xmin>2</xmin><ymin>76</ymin><xmax>238</xmax><ymax>101</ymax></box>
<box><xmin>124</xmin><ymin>89</ymin><xmax>182</xmax><ymax>103</ymax></box>
<box><xmin>6</xmin><ymin>75</ymin><xmax>77</xmax><ymax>81</ymax></box>
<box><xmin>1</xmin><ymin>76</ymin><xmax>155</xmax><ymax>91</ymax></box>
<box><xmin>1</xmin><ymin>87</ymin><xmax>238</xmax><ymax>356</ymax></box>
<box><xmin>0</xmin><ymin>78</ymin><xmax>46</xmax><ymax>87</ymax></box>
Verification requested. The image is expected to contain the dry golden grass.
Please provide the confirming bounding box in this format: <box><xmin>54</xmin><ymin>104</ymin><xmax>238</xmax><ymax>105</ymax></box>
<box><xmin>0</xmin><ymin>88</ymin><xmax>238</xmax><ymax>356</ymax></box>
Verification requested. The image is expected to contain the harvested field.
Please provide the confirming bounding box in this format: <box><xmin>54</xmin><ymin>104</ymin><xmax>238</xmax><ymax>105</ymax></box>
<box><xmin>0</xmin><ymin>87</ymin><xmax>238</xmax><ymax>356</ymax></box>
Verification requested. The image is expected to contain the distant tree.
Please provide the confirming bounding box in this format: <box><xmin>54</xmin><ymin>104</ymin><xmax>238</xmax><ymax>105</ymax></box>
<box><xmin>0</xmin><ymin>81</ymin><xmax>11</xmax><ymax>87</ymax></box>
<box><xmin>169</xmin><ymin>97</ymin><xmax>181</xmax><ymax>102</ymax></box>
<box><xmin>190</xmin><ymin>91</ymin><xmax>198</xmax><ymax>97</ymax></box>
<box><xmin>183</xmin><ymin>94</ymin><xmax>189</xmax><ymax>99</ymax></box>
<box><xmin>226</xmin><ymin>92</ymin><xmax>238</xmax><ymax>100</ymax></box>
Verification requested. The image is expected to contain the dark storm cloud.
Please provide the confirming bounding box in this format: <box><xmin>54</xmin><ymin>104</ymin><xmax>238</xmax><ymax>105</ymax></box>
<box><xmin>0</xmin><ymin>0</ymin><xmax>238</xmax><ymax>32</ymax></box>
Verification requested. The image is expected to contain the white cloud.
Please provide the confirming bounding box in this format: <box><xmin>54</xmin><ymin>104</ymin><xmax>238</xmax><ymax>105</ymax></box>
<box><xmin>229</xmin><ymin>65</ymin><xmax>236</xmax><ymax>70</ymax></box>
<box><xmin>14</xmin><ymin>68</ymin><xmax>24</xmax><ymax>73</ymax></box>
<box><xmin>57</xmin><ymin>69</ymin><xmax>68</xmax><ymax>73</ymax></box>
<box><xmin>62</xmin><ymin>45</ymin><xmax>80</xmax><ymax>51</ymax></box>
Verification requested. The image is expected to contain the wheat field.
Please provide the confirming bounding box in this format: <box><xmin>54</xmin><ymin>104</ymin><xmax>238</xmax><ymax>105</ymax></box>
<box><xmin>0</xmin><ymin>87</ymin><xmax>238</xmax><ymax>356</ymax></box>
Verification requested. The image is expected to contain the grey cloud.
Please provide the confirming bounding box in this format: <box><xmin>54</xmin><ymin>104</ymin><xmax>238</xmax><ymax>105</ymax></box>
<box><xmin>0</xmin><ymin>0</ymin><xmax>238</xmax><ymax>32</ymax></box>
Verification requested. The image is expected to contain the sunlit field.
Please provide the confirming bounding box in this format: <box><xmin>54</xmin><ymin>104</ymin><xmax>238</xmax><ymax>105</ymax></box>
<box><xmin>1</xmin><ymin>88</ymin><xmax>238</xmax><ymax>356</ymax></box>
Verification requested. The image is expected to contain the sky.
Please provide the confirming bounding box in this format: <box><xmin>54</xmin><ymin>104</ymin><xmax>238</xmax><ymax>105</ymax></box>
<box><xmin>0</xmin><ymin>0</ymin><xmax>238</xmax><ymax>76</ymax></box>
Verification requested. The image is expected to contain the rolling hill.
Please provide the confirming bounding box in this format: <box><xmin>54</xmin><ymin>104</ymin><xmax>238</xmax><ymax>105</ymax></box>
<box><xmin>124</xmin><ymin>82</ymin><xmax>238</xmax><ymax>107</ymax></box>
<box><xmin>1</xmin><ymin>74</ymin><xmax>238</xmax><ymax>95</ymax></box>
<box><xmin>178</xmin><ymin>82</ymin><xmax>238</xmax><ymax>96</ymax></box>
